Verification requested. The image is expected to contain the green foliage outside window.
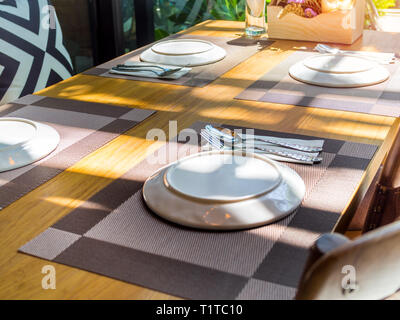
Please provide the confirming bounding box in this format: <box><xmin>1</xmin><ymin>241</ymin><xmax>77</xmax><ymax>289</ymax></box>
<box><xmin>154</xmin><ymin>0</ymin><xmax>271</xmax><ymax>40</ymax></box>
<box><xmin>373</xmin><ymin>0</ymin><xmax>396</xmax><ymax>11</ymax></box>
<box><xmin>209</xmin><ymin>0</ymin><xmax>247</xmax><ymax>20</ymax></box>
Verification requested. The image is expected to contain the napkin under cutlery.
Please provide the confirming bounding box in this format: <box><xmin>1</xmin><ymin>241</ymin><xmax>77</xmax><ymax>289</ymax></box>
<box><xmin>109</xmin><ymin>61</ymin><xmax>191</xmax><ymax>79</ymax></box>
<box><xmin>228</xmin><ymin>143</ymin><xmax>322</xmax><ymax>164</ymax></box>
<box><xmin>201</xmin><ymin>128</ymin><xmax>325</xmax><ymax>165</ymax></box>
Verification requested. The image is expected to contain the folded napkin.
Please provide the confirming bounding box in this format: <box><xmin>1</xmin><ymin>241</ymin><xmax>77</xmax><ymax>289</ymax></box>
<box><xmin>240</xmin><ymin>132</ymin><xmax>324</xmax><ymax>149</ymax></box>
<box><xmin>226</xmin><ymin>132</ymin><xmax>324</xmax><ymax>164</ymax></box>
<box><xmin>109</xmin><ymin>62</ymin><xmax>191</xmax><ymax>80</ymax></box>
<box><xmin>233</xmin><ymin>143</ymin><xmax>321</xmax><ymax>164</ymax></box>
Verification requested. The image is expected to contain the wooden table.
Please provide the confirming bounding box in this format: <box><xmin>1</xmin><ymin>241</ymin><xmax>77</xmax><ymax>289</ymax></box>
<box><xmin>1</xmin><ymin>20</ymin><xmax>399</xmax><ymax>299</ymax></box>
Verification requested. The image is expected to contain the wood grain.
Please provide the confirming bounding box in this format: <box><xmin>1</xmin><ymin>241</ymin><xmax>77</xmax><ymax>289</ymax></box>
<box><xmin>267</xmin><ymin>0</ymin><xmax>365</xmax><ymax>44</ymax></box>
<box><xmin>0</xmin><ymin>20</ymin><xmax>399</xmax><ymax>299</ymax></box>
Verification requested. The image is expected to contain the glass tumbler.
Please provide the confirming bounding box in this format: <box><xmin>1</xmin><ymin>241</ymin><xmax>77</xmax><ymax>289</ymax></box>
<box><xmin>245</xmin><ymin>0</ymin><xmax>266</xmax><ymax>37</ymax></box>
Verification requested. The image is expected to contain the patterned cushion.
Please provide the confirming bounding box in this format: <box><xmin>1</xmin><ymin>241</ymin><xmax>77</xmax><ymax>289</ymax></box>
<box><xmin>0</xmin><ymin>0</ymin><xmax>73</xmax><ymax>105</ymax></box>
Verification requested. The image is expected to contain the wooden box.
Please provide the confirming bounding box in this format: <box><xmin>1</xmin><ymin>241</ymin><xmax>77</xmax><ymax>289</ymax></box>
<box><xmin>267</xmin><ymin>0</ymin><xmax>365</xmax><ymax>44</ymax></box>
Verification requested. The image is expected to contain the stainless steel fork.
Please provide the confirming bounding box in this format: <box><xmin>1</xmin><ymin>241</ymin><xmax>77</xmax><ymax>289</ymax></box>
<box><xmin>200</xmin><ymin>130</ymin><xmax>322</xmax><ymax>164</ymax></box>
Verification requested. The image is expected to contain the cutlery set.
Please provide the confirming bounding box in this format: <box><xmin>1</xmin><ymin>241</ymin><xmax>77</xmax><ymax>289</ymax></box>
<box><xmin>110</xmin><ymin>61</ymin><xmax>191</xmax><ymax>79</ymax></box>
<box><xmin>205</xmin><ymin>125</ymin><xmax>322</xmax><ymax>152</ymax></box>
<box><xmin>110</xmin><ymin>39</ymin><xmax>227</xmax><ymax>79</ymax></box>
<box><xmin>112</xmin><ymin>64</ymin><xmax>182</xmax><ymax>77</ymax></box>
<box><xmin>201</xmin><ymin>125</ymin><xmax>324</xmax><ymax>164</ymax></box>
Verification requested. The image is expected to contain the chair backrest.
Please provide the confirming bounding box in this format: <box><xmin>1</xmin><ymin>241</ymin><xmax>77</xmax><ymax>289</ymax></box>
<box><xmin>296</xmin><ymin>221</ymin><xmax>400</xmax><ymax>299</ymax></box>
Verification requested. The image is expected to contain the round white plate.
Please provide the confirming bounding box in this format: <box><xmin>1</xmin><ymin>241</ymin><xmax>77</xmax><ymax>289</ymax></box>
<box><xmin>0</xmin><ymin>118</ymin><xmax>60</xmax><ymax>172</ymax></box>
<box><xmin>289</xmin><ymin>60</ymin><xmax>390</xmax><ymax>88</ymax></box>
<box><xmin>140</xmin><ymin>40</ymin><xmax>226</xmax><ymax>67</ymax></box>
<box><xmin>151</xmin><ymin>39</ymin><xmax>214</xmax><ymax>56</ymax></box>
<box><xmin>165</xmin><ymin>152</ymin><xmax>282</xmax><ymax>202</ymax></box>
<box><xmin>143</xmin><ymin>151</ymin><xmax>305</xmax><ymax>230</ymax></box>
<box><xmin>303</xmin><ymin>54</ymin><xmax>376</xmax><ymax>74</ymax></box>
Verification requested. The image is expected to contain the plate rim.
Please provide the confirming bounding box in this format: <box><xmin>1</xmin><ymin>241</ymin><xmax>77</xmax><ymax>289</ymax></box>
<box><xmin>163</xmin><ymin>150</ymin><xmax>283</xmax><ymax>203</ymax></box>
<box><xmin>289</xmin><ymin>60</ymin><xmax>390</xmax><ymax>88</ymax></box>
<box><xmin>303</xmin><ymin>54</ymin><xmax>377</xmax><ymax>74</ymax></box>
<box><xmin>0</xmin><ymin>119</ymin><xmax>60</xmax><ymax>173</ymax></box>
<box><xmin>0</xmin><ymin>117</ymin><xmax>39</xmax><ymax>151</ymax></box>
<box><xmin>151</xmin><ymin>39</ymin><xmax>215</xmax><ymax>56</ymax></box>
<box><xmin>140</xmin><ymin>45</ymin><xmax>226</xmax><ymax>67</ymax></box>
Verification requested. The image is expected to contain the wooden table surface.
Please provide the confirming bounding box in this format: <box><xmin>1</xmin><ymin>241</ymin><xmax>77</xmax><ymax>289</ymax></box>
<box><xmin>1</xmin><ymin>20</ymin><xmax>400</xmax><ymax>300</ymax></box>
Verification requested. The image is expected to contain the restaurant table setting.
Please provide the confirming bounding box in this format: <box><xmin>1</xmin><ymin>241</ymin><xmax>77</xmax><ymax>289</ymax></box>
<box><xmin>0</xmin><ymin>95</ymin><xmax>155</xmax><ymax>210</ymax></box>
<box><xmin>236</xmin><ymin>46</ymin><xmax>400</xmax><ymax>117</ymax></box>
<box><xmin>19</xmin><ymin>120</ymin><xmax>378</xmax><ymax>299</ymax></box>
<box><xmin>84</xmin><ymin>34</ymin><xmax>274</xmax><ymax>87</ymax></box>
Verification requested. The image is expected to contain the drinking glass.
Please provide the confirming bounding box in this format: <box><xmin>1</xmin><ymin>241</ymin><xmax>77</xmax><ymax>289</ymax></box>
<box><xmin>245</xmin><ymin>0</ymin><xmax>266</xmax><ymax>37</ymax></box>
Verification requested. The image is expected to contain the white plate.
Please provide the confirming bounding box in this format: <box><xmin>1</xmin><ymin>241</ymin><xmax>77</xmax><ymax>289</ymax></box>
<box><xmin>304</xmin><ymin>54</ymin><xmax>376</xmax><ymax>74</ymax></box>
<box><xmin>140</xmin><ymin>40</ymin><xmax>226</xmax><ymax>67</ymax></box>
<box><xmin>165</xmin><ymin>152</ymin><xmax>282</xmax><ymax>202</ymax></box>
<box><xmin>151</xmin><ymin>39</ymin><xmax>214</xmax><ymax>56</ymax></box>
<box><xmin>0</xmin><ymin>118</ymin><xmax>60</xmax><ymax>172</ymax></box>
<box><xmin>289</xmin><ymin>60</ymin><xmax>390</xmax><ymax>88</ymax></box>
<box><xmin>143</xmin><ymin>151</ymin><xmax>305</xmax><ymax>230</ymax></box>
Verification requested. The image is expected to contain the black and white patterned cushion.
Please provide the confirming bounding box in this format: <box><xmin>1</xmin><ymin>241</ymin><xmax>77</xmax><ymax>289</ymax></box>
<box><xmin>0</xmin><ymin>0</ymin><xmax>73</xmax><ymax>105</ymax></box>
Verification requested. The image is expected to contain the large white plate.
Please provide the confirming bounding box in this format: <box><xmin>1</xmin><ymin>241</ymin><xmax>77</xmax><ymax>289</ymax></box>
<box><xmin>289</xmin><ymin>59</ymin><xmax>390</xmax><ymax>88</ymax></box>
<box><xmin>303</xmin><ymin>54</ymin><xmax>376</xmax><ymax>74</ymax></box>
<box><xmin>143</xmin><ymin>151</ymin><xmax>305</xmax><ymax>230</ymax></box>
<box><xmin>151</xmin><ymin>39</ymin><xmax>214</xmax><ymax>56</ymax></box>
<box><xmin>165</xmin><ymin>152</ymin><xmax>282</xmax><ymax>202</ymax></box>
<box><xmin>140</xmin><ymin>39</ymin><xmax>226</xmax><ymax>67</ymax></box>
<box><xmin>0</xmin><ymin>118</ymin><xmax>60</xmax><ymax>172</ymax></box>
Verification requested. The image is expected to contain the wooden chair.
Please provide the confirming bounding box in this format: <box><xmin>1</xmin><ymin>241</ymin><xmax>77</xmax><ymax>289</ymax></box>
<box><xmin>361</xmin><ymin>124</ymin><xmax>400</xmax><ymax>233</ymax></box>
<box><xmin>295</xmin><ymin>221</ymin><xmax>400</xmax><ymax>299</ymax></box>
<box><xmin>349</xmin><ymin>123</ymin><xmax>400</xmax><ymax>233</ymax></box>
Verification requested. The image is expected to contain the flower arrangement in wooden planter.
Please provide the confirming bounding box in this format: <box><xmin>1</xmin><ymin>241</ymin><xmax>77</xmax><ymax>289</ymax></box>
<box><xmin>267</xmin><ymin>0</ymin><xmax>365</xmax><ymax>44</ymax></box>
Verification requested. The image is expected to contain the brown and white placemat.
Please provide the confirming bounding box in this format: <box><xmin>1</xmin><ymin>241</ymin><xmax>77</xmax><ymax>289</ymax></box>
<box><xmin>19</xmin><ymin>121</ymin><xmax>378</xmax><ymax>299</ymax></box>
<box><xmin>236</xmin><ymin>51</ymin><xmax>400</xmax><ymax>117</ymax></box>
<box><xmin>84</xmin><ymin>35</ymin><xmax>274</xmax><ymax>88</ymax></box>
<box><xmin>0</xmin><ymin>95</ymin><xmax>155</xmax><ymax>210</ymax></box>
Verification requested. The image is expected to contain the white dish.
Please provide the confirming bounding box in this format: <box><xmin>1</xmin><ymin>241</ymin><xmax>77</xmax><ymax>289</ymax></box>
<box><xmin>151</xmin><ymin>39</ymin><xmax>214</xmax><ymax>56</ymax></box>
<box><xmin>165</xmin><ymin>152</ymin><xmax>282</xmax><ymax>202</ymax></box>
<box><xmin>0</xmin><ymin>118</ymin><xmax>60</xmax><ymax>172</ymax></box>
<box><xmin>140</xmin><ymin>39</ymin><xmax>226</xmax><ymax>67</ymax></box>
<box><xmin>303</xmin><ymin>54</ymin><xmax>376</xmax><ymax>74</ymax></box>
<box><xmin>143</xmin><ymin>151</ymin><xmax>305</xmax><ymax>230</ymax></box>
<box><xmin>289</xmin><ymin>58</ymin><xmax>390</xmax><ymax>88</ymax></box>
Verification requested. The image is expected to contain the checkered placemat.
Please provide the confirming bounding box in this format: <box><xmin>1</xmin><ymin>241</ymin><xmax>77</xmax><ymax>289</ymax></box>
<box><xmin>19</xmin><ymin>121</ymin><xmax>378</xmax><ymax>299</ymax></box>
<box><xmin>84</xmin><ymin>35</ymin><xmax>274</xmax><ymax>88</ymax></box>
<box><xmin>236</xmin><ymin>51</ymin><xmax>400</xmax><ymax>117</ymax></box>
<box><xmin>0</xmin><ymin>95</ymin><xmax>156</xmax><ymax>210</ymax></box>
